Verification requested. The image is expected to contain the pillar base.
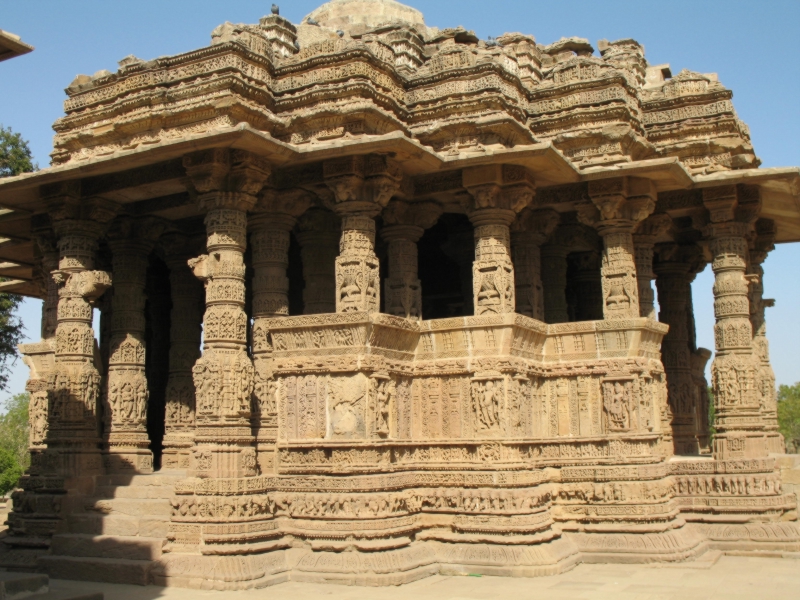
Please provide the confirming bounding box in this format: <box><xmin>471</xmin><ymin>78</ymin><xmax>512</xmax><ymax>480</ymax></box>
<box><xmin>162</xmin><ymin>436</ymin><xmax>195</xmax><ymax>470</ymax></box>
<box><xmin>104</xmin><ymin>449</ymin><xmax>154</xmax><ymax>474</ymax></box>
<box><xmin>713</xmin><ymin>432</ymin><xmax>771</xmax><ymax>460</ymax></box>
<box><xmin>189</xmin><ymin>439</ymin><xmax>258</xmax><ymax>479</ymax></box>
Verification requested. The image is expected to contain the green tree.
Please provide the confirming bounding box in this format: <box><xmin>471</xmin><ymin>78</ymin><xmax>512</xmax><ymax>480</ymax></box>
<box><xmin>0</xmin><ymin>392</ymin><xmax>29</xmax><ymax>495</ymax></box>
<box><xmin>778</xmin><ymin>382</ymin><xmax>800</xmax><ymax>453</ymax></box>
<box><xmin>0</xmin><ymin>125</ymin><xmax>37</xmax><ymax>177</ymax></box>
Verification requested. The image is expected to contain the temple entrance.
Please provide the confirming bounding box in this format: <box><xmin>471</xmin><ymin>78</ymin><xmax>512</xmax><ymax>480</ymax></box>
<box><xmin>418</xmin><ymin>213</ymin><xmax>473</xmax><ymax>319</ymax></box>
<box><xmin>145</xmin><ymin>254</ymin><xmax>171</xmax><ymax>470</ymax></box>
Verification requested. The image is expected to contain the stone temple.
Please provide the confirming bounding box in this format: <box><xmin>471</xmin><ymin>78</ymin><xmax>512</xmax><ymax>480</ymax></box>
<box><xmin>1</xmin><ymin>0</ymin><xmax>800</xmax><ymax>589</ymax></box>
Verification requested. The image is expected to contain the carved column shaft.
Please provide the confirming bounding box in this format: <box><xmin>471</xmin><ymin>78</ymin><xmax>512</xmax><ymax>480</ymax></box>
<box><xmin>250</xmin><ymin>192</ymin><xmax>310</xmax><ymax>472</ymax></box>
<box><xmin>703</xmin><ymin>185</ymin><xmax>771</xmax><ymax>459</ymax></box>
<box><xmin>748</xmin><ymin>219</ymin><xmax>782</xmax><ymax>453</ymax></box>
<box><xmin>336</xmin><ymin>214</ymin><xmax>380</xmax><ymax>313</ymax></box>
<box><xmin>584</xmin><ymin>178</ymin><xmax>656</xmax><ymax>320</ymax></box>
<box><xmin>48</xmin><ymin>210</ymin><xmax>113</xmax><ymax>476</ymax></box>
<box><xmin>472</xmin><ymin>214</ymin><xmax>515</xmax><ymax>315</ymax></box>
<box><xmin>296</xmin><ymin>210</ymin><xmax>339</xmax><ymax>314</ymax></box>
<box><xmin>634</xmin><ymin>243</ymin><xmax>657</xmax><ymax>319</ymax></box>
<box><xmin>251</xmin><ymin>213</ymin><xmax>295</xmax><ymax>319</ymax></box>
<box><xmin>463</xmin><ymin>166</ymin><xmax>535</xmax><ymax>316</ymax></box>
<box><xmin>184</xmin><ymin>149</ymin><xmax>270</xmax><ymax>478</ymax></box>
<box><xmin>22</xmin><ymin>223</ymin><xmax>60</xmax><ymax>451</ymax></box>
<box><xmin>324</xmin><ymin>155</ymin><xmax>402</xmax><ymax>314</ymax></box>
<box><xmin>654</xmin><ymin>249</ymin><xmax>700</xmax><ymax>455</ymax></box>
<box><xmin>381</xmin><ymin>200</ymin><xmax>440</xmax><ymax>320</ymax></box>
<box><xmin>104</xmin><ymin>231</ymin><xmax>156</xmax><ymax>473</ymax></box>
<box><xmin>383</xmin><ymin>226</ymin><xmax>422</xmax><ymax>319</ymax></box>
<box><xmin>162</xmin><ymin>237</ymin><xmax>204</xmax><ymax>470</ymax></box>
<box><xmin>511</xmin><ymin>208</ymin><xmax>558</xmax><ymax>321</ymax></box>
<box><xmin>633</xmin><ymin>213</ymin><xmax>671</xmax><ymax>320</ymax></box>
<box><xmin>511</xmin><ymin>235</ymin><xmax>541</xmax><ymax>319</ymax></box>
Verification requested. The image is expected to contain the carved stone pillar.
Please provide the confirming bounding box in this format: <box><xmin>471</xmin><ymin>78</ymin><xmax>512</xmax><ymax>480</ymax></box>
<box><xmin>583</xmin><ymin>177</ymin><xmax>655</xmax><ymax>320</ymax></box>
<box><xmin>511</xmin><ymin>208</ymin><xmax>558</xmax><ymax>320</ymax></box>
<box><xmin>381</xmin><ymin>200</ymin><xmax>441</xmax><ymax>320</ymax></box>
<box><xmin>103</xmin><ymin>217</ymin><xmax>165</xmax><ymax>473</ymax></box>
<box><xmin>748</xmin><ymin>218</ymin><xmax>782</xmax><ymax>454</ymax></box>
<box><xmin>45</xmin><ymin>183</ymin><xmax>117</xmax><ymax>477</ymax></box>
<box><xmin>250</xmin><ymin>189</ymin><xmax>311</xmax><ymax>472</ymax></box>
<box><xmin>161</xmin><ymin>234</ymin><xmax>205</xmax><ymax>470</ymax></box>
<box><xmin>462</xmin><ymin>165</ymin><xmax>535</xmax><ymax>316</ymax></box>
<box><xmin>296</xmin><ymin>209</ymin><xmax>339</xmax><ymax>314</ymax></box>
<box><xmin>654</xmin><ymin>243</ymin><xmax>703</xmax><ymax>455</ymax></box>
<box><xmin>702</xmin><ymin>184</ymin><xmax>771</xmax><ymax>459</ymax></box>
<box><xmin>633</xmin><ymin>213</ymin><xmax>671</xmax><ymax>319</ymax></box>
<box><xmin>20</xmin><ymin>219</ymin><xmax>59</xmax><ymax>453</ymax></box>
<box><xmin>184</xmin><ymin>149</ymin><xmax>270</xmax><ymax>478</ymax></box>
<box><xmin>323</xmin><ymin>155</ymin><xmax>402</xmax><ymax>313</ymax></box>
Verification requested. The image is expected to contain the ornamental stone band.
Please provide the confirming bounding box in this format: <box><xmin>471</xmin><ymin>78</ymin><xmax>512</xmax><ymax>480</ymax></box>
<box><xmin>3</xmin><ymin>0</ymin><xmax>800</xmax><ymax>589</ymax></box>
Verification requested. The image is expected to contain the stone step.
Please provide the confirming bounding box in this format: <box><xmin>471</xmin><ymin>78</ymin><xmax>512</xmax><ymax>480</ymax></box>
<box><xmin>39</xmin><ymin>555</ymin><xmax>152</xmax><ymax>587</ymax></box>
<box><xmin>67</xmin><ymin>514</ymin><xmax>168</xmax><ymax>538</ymax></box>
<box><xmin>28</xmin><ymin>592</ymin><xmax>102</xmax><ymax>600</ymax></box>
<box><xmin>51</xmin><ymin>534</ymin><xmax>164</xmax><ymax>561</ymax></box>
<box><xmin>94</xmin><ymin>485</ymin><xmax>175</xmax><ymax>500</ymax></box>
<box><xmin>0</xmin><ymin>571</ymin><xmax>48</xmax><ymax>600</ymax></box>
<box><xmin>81</xmin><ymin>498</ymin><xmax>172</xmax><ymax>518</ymax></box>
<box><xmin>94</xmin><ymin>472</ymin><xmax>186</xmax><ymax>488</ymax></box>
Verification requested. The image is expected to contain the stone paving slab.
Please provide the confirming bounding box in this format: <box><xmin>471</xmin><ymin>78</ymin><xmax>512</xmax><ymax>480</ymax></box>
<box><xmin>46</xmin><ymin>555</ymin><xmax>800</xmax><ymax>600</ymax></box>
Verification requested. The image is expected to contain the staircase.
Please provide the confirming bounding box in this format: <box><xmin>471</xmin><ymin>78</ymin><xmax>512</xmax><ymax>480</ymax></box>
<box><xmin>0</xmin><ymin>571</ymin><xmax>101</xmax><ymax>600</ymax></box>
<box><xmin>38</xmin><ymin>471</ymin><xmax>182</xmax><ymax>586</ymax></box>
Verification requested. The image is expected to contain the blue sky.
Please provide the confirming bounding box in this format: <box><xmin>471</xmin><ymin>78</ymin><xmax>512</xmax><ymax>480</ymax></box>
<box><xmin>1</xmin><ymin>0</ymin><xmax>798</xmax><ymax>399</ymax></box>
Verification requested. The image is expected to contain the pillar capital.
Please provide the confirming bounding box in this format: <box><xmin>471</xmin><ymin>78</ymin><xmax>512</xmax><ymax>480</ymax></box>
<box><xmin>323</xmin><ymin>154</ymin><xmax>403</xmax><ymax>217</ymax></box>
<box><xmin>578</xmin><ymin>178</ymin><xmax>656</xmax><ymax>320</ymax></box>
<box><xmin>702</xmin><ymin>183</ymin><xmax>761</xmax><ymax>225</ymax></box>
<box><xmin>184</xmin><ymin>149</ymin><xmax>271</xmax><ymax>212</ymax></box>
<box><xmin>252</xmin><ymin>188</ymin><xmax>314</xmax><ymax>228</ymax></box>
<box><xmin>633</xmin><ymin>213</ymin><xmax>672</xmax><ymax>246</ymax></box>
<box><xmin>511</xmin><ymin>208</ymin><xmax>560</xmax><ymax>246</ymax></box>
<box><xmin>583</xmin><ymin>176</ymin><xmax>656</xmax><ymax>235</ymax></box>
<box><xmin>381</xmin><ymin>200</ymin><xmax>442</xmax><ymax>243</ymax></box>
<box><xmin>107</xmin><ymin>215</ymin><xmax>168</xmax><ymax>254</ymax></box>
<box><xmin>461</xmin><ymin>164</ymin><xmax>535</xmax><ymax>227</ymax></box>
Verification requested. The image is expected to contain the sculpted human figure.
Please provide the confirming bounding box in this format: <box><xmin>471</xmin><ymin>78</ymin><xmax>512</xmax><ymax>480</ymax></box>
<box><xmin>339</xmin><ymin>272</ymin><xmax>361</xmax><ymax>309</ymax></box>
<box><xmin>375</xmin><ymin>380</ymin><xmax>391</xmax><ymax>437</ymax></box>
<box><xmin>477</xmin><ymin>274</ymin><xmax>501</xmax><ymax>311</ymax></box>
<box><xmin>605</xmin><ymin>278</ymin><xmax>631</xmax><ymax>312</ymax></box>
<box><xmin>476</xmin><ymin>381</ymin><xmax>501</xmax><ymax>429</ymax></box>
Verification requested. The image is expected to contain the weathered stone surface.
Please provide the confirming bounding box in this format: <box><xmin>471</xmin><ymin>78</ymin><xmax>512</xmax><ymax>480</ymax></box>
<box><xmin>5</xmin><ymin>0</ymin><xmax>798</xmax><ymax>591</ymax></box>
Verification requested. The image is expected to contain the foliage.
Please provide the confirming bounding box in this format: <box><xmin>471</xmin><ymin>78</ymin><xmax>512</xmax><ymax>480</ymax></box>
<box><xmin>0</xmin><ymin>125</ymin><xmax>37</xmax><ymax>177</ymax></box>
<box><xmin>0</xmin><ymin>392</ymin><xmax>29</xmax><ymax>495</ymax></box>
<box><xmin>778</xmin><ymin>382</ymin><xmax>800</xmax><ymax>453</ymax></box>
<box><xmin>0</xmin><ymin>448</ymin><xmax>22</xmax><ymax>496</ymax></box>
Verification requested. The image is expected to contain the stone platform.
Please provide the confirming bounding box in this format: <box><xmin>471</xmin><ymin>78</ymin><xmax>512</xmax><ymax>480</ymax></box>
<box><xmin>42</xmin><ymin>555</ymin><xmax>800</xmax><ymax>600</ymax></box>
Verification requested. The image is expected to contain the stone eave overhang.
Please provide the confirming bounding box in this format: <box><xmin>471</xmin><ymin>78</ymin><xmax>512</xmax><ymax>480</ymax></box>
<box><xmin>0</xmin><ymin>124</ymin><xmax>797</xmax><ymax>298</ymax></box>
<box><xmin>0</xmin><ymin>30</ymin><xmax>33</xmax><ymax>62</ymax></box>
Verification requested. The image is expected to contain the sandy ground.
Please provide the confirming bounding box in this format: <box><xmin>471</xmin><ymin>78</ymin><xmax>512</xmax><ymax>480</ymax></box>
<box><xmin>44</xmin><ymin>554</ymin><xmax>800</xmax><ymax>600</ymax></box>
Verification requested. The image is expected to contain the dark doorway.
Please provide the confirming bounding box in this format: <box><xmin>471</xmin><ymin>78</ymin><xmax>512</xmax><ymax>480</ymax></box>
<box><xmin>287</xmin><ymin>231</ymin><xmax>305</xmax><ymax>316</ymax></box>
<box><xmin>418</xmin><ymin>213</ymin><xmax>474</xmax><ymax>320</ymax></box>
<box><xmin>145</xmin><ymin>253</ymin><xmax>171</xmax><ymax>470</ymax></box>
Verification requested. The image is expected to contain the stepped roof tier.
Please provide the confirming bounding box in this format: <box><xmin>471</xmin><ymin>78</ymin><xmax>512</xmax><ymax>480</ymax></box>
<box><xmin>0</xmin><ymin>0</ymin><xmax>797</xmax><ymax>295</ymax></box>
